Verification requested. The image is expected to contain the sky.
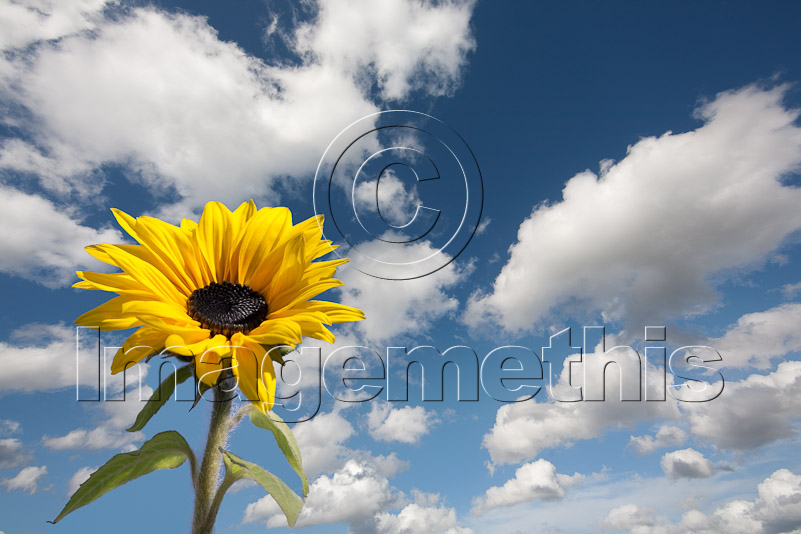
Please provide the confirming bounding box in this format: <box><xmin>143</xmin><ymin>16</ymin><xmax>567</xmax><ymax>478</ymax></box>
<box><xmin>2</xmin><ymin>0</ymin><xmax>801</xmax><ymax>533</ymax></box>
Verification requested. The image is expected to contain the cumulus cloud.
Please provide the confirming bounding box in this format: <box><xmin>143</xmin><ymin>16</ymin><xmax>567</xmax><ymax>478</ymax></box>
<box><xmin>0</xmin><ymin>323</ymin><xmax>119</xmax><ymax>392</ymax></box>
<box><xmin>629</xmin><ymin>425</ymin><xmax>687</xmax><ymax>455</ymax></box>
<box><xmin>338</xmin><ymin>237</ymin><xmax>469</xmax><ymax>345</ymax></box>
<box><xmin>465</xmin><ymin>84</ymin><xmax>801</xmax><ymax>334</ymax></box>
<box><xmin>353</xmin><ymin>170</ymin><xmax>422</xmax><ymax>227</ymax></box>
<box><xmin>482</xmin><ymin>354</ymin><xmax>679</xmax><ymax>466</ymax></box>
<box><xmin>0</xmin><ymin>0</ymin><xmax>476</xmax><ymax>216</ymax></box>
<box><xmin>43</xmin><ymin>425</ymin><xmax>140</xmax><ymax>451</ymax></box>
<box><xmin>781</xmin><ymin>282</ymin><xmax>801</xmax><ymax>300</ymax></box>
<box><xmin>0</xmin><ymin>419</ymin><xmax>21</xmax><ymax>435</ymax></box>
<box><xmin>0</xmin><ymin>0</ymin><xmax>112</xmax><ymax>51</ymax></box>
<box><xmin>707</xmin><ymin>303</ymin><xmax>801</xmax><ymax>369</ymax></box>
<box><xmin>284</xmin><ymin>330</ymin><xmax>368</xmax><ymax>394</ymax></box>
<box><xmin>601</xmin><ymin>504</ymin><xmax>666</xmax><ymax>534</ymax></box>
<box><xmin>376</xmin><ymin>495</ymin><xmax>473</xmax><ymax>534</ymax></box>
<box><xmin>290</xmin><ymin>407</ymin><xmax>409</xmax><ymax>478</ymax></box>
<box><xmin>367</xmin><ymin>402</ymin><xmax>439</xmax><ymax>444</ymax></box>
<box><xmin>1</xmin><ymin>465</ymin><xmax>47</xmax><ymax>494</ymax></box>
<box><xmin>684</xmin><ymin>361</ymin><xmax>801</xmax><ymax>450</ymax></box>
<box><xmin>0</xmin><ymin>438</ymin><xmax>33</xmax><ymax>469</ymax></box>
<box><xmin>471</xmin><ymin>459</ymin><xmax>583</xmax><ymax>515</ymax></box>
<box><xmin>244</xmin><ymin>459</ymin><xmax>402</xmax><ymax>529</ymax></box>
<box><xmin>291</xmin><ymin>409</ymin><xmax>357</xmax><ymax>476</ymax></box>
<box><xmin>246</xmin><ymin>459</ymin><xmax>470</xmax><ymax>533</ymax></box>
<box><xmin>293</xmin><ymin>0</ymin><xmax>476</xmax><ymax>101</ymax></box>
<box><xmin>0</xmin><ymin>187</ymin><xmax>121</xmax><ymax>287</ymax></box>
<box><xmin>602</xmin><ymin>469</ymin><xmax>801</xmax><ymax>534</ymax></box>
<box><xmin>42</xmin><ymin>379</ymin><xmax>151</xmax><ymax>451</ymax></box>
<box><xmin>660</xmin><ymin>448</ymin><xmax>715</xmax><ymax>479</ymax></box>
<box><xmin>483</xmin><ymin>345</ymin><xmax>801</xmax><ymax>466</ymax></box>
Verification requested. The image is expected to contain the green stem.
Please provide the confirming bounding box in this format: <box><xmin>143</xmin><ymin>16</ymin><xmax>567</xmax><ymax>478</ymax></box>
<box><xmin>199</xmin><ymin>404</ymin><xmax>254</xmax><ymax>532</ymax></box>
<box><xmin>191</xmin><ymin>387</ymin><xmax>234</xmax><ymax>534</ymax></box>
<box><xmin>202</xmin><ymin>468</ymin><xmax>237</xmax><ymax>532</ymax></box>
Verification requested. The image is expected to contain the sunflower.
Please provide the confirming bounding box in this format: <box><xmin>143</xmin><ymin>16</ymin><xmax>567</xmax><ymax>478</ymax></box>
<box><xmin>74</xmin><ymin>200</ymin><xmax>364</xmax><ymax>413</ymax></box>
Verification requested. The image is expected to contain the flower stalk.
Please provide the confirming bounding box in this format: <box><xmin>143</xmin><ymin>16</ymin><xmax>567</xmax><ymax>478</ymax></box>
<box><xmin>192</xmin><ymin>384</ymin><xmax>235</xmax><ymax>534</ymax></box>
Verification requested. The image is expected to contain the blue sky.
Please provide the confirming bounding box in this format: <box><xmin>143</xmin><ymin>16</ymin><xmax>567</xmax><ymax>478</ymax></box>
<box><xmin>2</xmin><ymin>1</ymin><xmax>801</xmax><ymax>533</ymax></box>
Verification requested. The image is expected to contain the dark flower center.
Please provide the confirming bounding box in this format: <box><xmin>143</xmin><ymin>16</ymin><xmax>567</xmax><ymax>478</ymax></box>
<box><xmin>187</xmin><ymin>281</ymin><xmax>268</xmax><ymax>337</ymax></box>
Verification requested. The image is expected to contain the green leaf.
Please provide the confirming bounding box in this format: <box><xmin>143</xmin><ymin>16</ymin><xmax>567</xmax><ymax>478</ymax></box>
<box><xmin>249</xmin><ymin>409</ymin><xmax>309</xmax><ymax>497</ymax></box>
<box><xmin>127</xmin><ymin>364</ymin><xmax>194</xmax><ymax>432</ymax></box>
<box><xmin>221</xmin><ymin>450</ymin><xmax>304</xmax><ymax>528</ymax></box>
<box><xmin>50</xmin><ymin>431</ymin><xmax>193</xmax><ymax>524</ymax></box>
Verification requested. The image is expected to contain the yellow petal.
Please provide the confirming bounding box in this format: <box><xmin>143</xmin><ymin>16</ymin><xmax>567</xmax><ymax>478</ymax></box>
<box><xmin>297</xmin><ymin>322</ymin><xmax>335</xmax><ymax>344</ymax></box>
<box><xmin>232</xmin><ymin>342</ymin><xmax>275</xmax><ymax>413</ymax></box>
<box><xmin>166</xmin><ymin>333</ymin><xmax>227</xmax><ymax>358</ymax></box>
<box><xmin>246</xmin><ymin>319</ymin><xmax>303</xmax><ymax>345</ymax></box>
<box><xmin>75</xmin><ymin>296</ymin><xmax>142</xmax><ymax>330</ymax></box>
<box><xmin>235</xmin><ymin>207</ymin><xmax>292</xmax><ymax>286</ymax></box>
<box><xmin>195</xmin><ymin>201</ymin><xmax>235</xmax><ymax>282</ymax></box>
<box><xmin>309</xmin><ymin>240</ymin><xmax>338</xmax><ymax>260</ymax></box>
<box><xmin>262</xmin><ymin>234</ymin><xmax>305</xmax><ymax>297</ymax></box>
<box><xmin>86</xmin><ymin>244</ymin><xmax>186</xmax><ymax>305</ymax></box>
<box><xmin>111</xmin><ymin>326</ymin><xmax>170</xmax><ymax>374</ymax></box>
<box><xmin>289</xmin><ymin>300</ymin><xmax>365</xmax><ymax>323</ymax></box>
<box><xmin>269</xmin><ymin>278</ymin><xmax>344</xmax><ymax>314</ymax></box>
<box><xmin>138</xmin><ymin>316</ymin><xmax>209</xmax><ymax>341</ymax></box>
<box><xmin>224</xmin><ymin>200</ymin><xmax>258</xmax><ymax>281</ymax></box>
<box><xmin>113</xmin><ymin>209</ymin><xmax>209</xmax><ymax>292</ymax></box>
<box><xmin>120</xmin><ymin>299</ymin><xmax>192</xmax><ymax>323</ymax></box>
<box><xmin>73</xmin><ymin>271</ymin><xmax>154</xmax><ymax>298</ymax></box>
<box><xmin>195</xmin><ymin>340</ymin><xmax>234</xmax><ymax>387</ymax></box>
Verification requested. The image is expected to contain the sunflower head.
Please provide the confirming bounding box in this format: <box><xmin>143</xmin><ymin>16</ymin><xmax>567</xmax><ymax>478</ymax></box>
<box><xmin>74</xmin><ymin>200</ymin><xmax>364</xmax><ymax>413</ymax></box>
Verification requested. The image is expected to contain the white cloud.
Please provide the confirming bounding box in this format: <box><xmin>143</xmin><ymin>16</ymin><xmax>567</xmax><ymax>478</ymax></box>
<box><xmin>339</xmin><ymin>237</ymin><xmax>468</xmax><ymax>345</ymax></box>
<box><xmin>0</xmin><ymin>322</ymin><xmax>145</xmax><ymax>396</ymax></box>
<box><xmin>290</xmin><ymin>407</ymin><xmax>410</xmax><ymax>478</ymax></box>
<box><xmin>0</xmin><ymin>1</ymin><xmax>476</xmax><ymax>215</ymax></box>
<box><xmin>0</xmin><ymin>0</ymin><xmax>113</xmax><ymax>51</ymax></box>
<box><xmin>782</xmin><ymin>282</ymin><xmax>801</xmax><ymax>300</ymax></box>
<box><xmin>684</xmin><ymin>361</ymin><xmax>801</xmax><ymax>450</ymax></box>
<box><xmin>601</xmin><ymin>504</ymin><xmax>667</xmax><ymax>534</ymax></box>
<box><xmin>42</xmin><ymin>380</ymin><xmax>151</xmax><ymax>451</ymax></box>
<box><xmin>708</xmin><ymin>303</ymin><xmax>801</xmax><ymax>369</ymax></box>
<box><xmin>475</xmin><ymin>217</ymin><xmax>492</xmax><ymax>235</ymax></box>
<box><xmin>602</xmin><ymin>469</ymin><xmax>801</xmax><ymax>534</ymax></box>
<box><xmin>286</xmin><ymin>330</ymin><xmax>365</xmax><ymax>393</ymax></box>
<box><xmin>376</xmin><ymin>498</ymin><xmax>473</xmax><ymax>534</ymax></box>
<box><xmin>629</xmin><ymin>425</ymin><xmax>687</xmax><ymax>455</ymax></box>
<box><xmin>291</xmin><ymin>409</ymin><xmax>356</xmax><ymax>476</ymax></box>
<box><xmin>367</xmin><ymin>402</ymin><xmax>438</xmax><ymax>444</ymax></box>
<box><xmin>43</xmin><ymin>425</ymin><xmax>140</xmax><ymax>451</ymax></box>
<box><xmin>484</xmin><ymin>354</ymin><xmax>801</xmax><ymax>467</ymax></box>
<box><xmin>0</xmin><ymin>419</ymin><xmax>21</xmax><ymax>435</ymax></box>
<box><xmin>465</xmin><ymin>84</ymin><xmax>801</xmax><ymax>334</ymax></box>
<box><xmin>293</xmin><ymin>0</ymin><xmax>476</xmax><ymax>101</ymax></box>
<box><xmin>660</xmin><ymin>448</ymin><xmax>715</xmax><ymax>479</ymax></box>
<box><xmin>0</xmin><ymin>438</ymin><xmax>33</xmax><ymax>469</ymax></box>
<box><xmin>66</xmin><ymin>465</ymin><xmax>97</xmax><ymax>497</ymax></box>
<box><xmin>244</xmin><ymin>459</ymin><xmax>402</xmax><ymax>529</ymax></box>
<box><xmin>0</xmin><ymin>187</ymin><xmax>121</xmax><ymax>287</ymax></box>
<box><xmin>482</xmin><ymin>355</ymin><xmax>679</xmax><ymax>466</ymax></box>
<box><xmin>1</xmin><ymin>465</ymin><xmax>47</xmax><ymax>494</ymax></box>
<box><xmin>245</xmin><ymin>459</ymin><xmax>469</xmax><ymax>533</ymax></box>
<box><xmin>353</xmin><ymin>170</ymin><xmax>421</xmax><ymax>226</ymax></box>
<box><xmin>471</xmin><ymin>459</ymin><xmax>583</xmax><ymax>515</ymax></box>
<box><xmin>0</xmin><ymin>323</ymin><xmax>104</xmax><ymax>392</ymax></box>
